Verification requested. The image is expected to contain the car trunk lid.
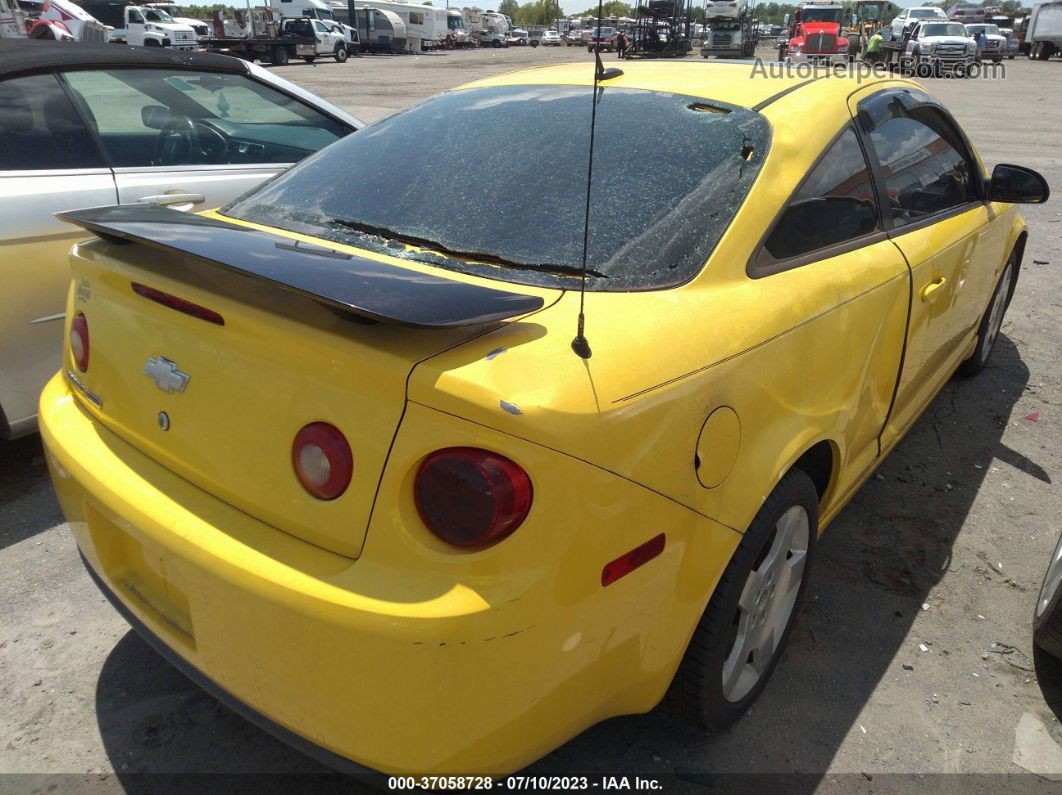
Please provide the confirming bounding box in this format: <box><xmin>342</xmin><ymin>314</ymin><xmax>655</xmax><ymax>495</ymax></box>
<box><xmin>59</xmin><ymin>206</ymin><xmax>547</xmax><ymax>558</ymax></box>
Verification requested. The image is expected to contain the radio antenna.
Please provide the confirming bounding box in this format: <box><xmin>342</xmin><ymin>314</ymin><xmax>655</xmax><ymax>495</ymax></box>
<box><xmin>571</xmin><ymin>0</ymin><xmax>622</xmax><ymax>360</ymax></box>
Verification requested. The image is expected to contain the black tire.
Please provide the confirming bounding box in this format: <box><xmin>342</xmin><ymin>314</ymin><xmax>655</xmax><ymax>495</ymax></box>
<box><xmin>144</xmin><ymin>39</ymin><xmax>161</xmax><ymax>47</ymax></box>
<box><xmin>335</xmin><ymin>45</ymin><xmax>348</xmax><ymax>62</ymax></box>
<box><xmin>957</xmin><ymin>250</ymin><xmax>1018</xmax><ymax>377</ymax></box>
<box><xmin>1034</xmin><ymin>534</ymin><xmax>1062</xmax><ymax>659</ymax></box>
<box><xmin>272</xmin><ymin>46</ymin><xmax>289</xmax><ymax>65</ymax></box>
<box><xmin>667</xmin><ymin>468</ymin><xmax>818</xmax><ymax>731</ymax></box>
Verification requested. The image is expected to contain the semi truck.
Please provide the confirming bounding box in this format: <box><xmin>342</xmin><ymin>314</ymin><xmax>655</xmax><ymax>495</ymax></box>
<box><xmin>701</xmin><ymin>16</ymin><xmax>757</xmax><ymax>57</ymax></box>
<box><xmin>778</xmin><ymin>2</ymin><xmax>850</xmax><ymax>62</ymax></box>
<box><xmin>0</xmin><ymin>0</ymin><xmax>108</xmax><ymax>41</ymax></box>
<box><xmin>1025</xmin><ymin>0</ymin><xmax>1062</xmax><ymax>60</ymax></box>
<box><xmin>143</xmin><ymin>3</ymin><xmax>209</xmax><ymax>38</ymax></box>
<box><xmin>76</xmin><ymin>0</ymin><xmax>198</xmax><ymax>47</ymax></box>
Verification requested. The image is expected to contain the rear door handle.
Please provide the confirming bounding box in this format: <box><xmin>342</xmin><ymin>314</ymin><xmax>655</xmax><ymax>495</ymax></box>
<box><xmin>137</xmin><ymin>193</ymin><xmax>205</xmax><ymax>206</ymax></box>
<box><xmin>921</xmin><ymin>276</ymin><xmax>947</xmax><ymax>302</ymax></box>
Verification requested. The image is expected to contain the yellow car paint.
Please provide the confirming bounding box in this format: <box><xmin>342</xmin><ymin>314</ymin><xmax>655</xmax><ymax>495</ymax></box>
<box><xmin>40</xmin><ymin>63</ymin><xmax>1028</xmax><ymax>774</ymax></box>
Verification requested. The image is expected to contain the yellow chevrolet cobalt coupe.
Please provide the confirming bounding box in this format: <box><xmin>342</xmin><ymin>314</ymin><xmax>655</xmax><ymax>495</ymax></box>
<box><xmin>42</xmin><ymin>63</ymin><xmax>1047</xmax><ymax>775</ymax></box>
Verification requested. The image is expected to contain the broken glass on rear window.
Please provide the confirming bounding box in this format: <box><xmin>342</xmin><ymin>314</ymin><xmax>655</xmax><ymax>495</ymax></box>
<box><xmin>224</xmin><ymin>85</ymin><xmax>771</xmax><ymax>291</ymax></box>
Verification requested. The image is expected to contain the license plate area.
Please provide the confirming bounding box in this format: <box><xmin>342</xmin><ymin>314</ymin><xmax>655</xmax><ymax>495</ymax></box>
<box><xmin>87</xmin><ymin>503</ymin><xmax>196</xmax><ymax>650</ymax></box>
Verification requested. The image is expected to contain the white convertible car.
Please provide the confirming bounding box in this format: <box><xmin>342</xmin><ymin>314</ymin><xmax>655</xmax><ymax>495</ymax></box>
<box><xmin>0</xmin><ymin>41</ymin><xmax>362</xmax><ymax>439</ymax></box>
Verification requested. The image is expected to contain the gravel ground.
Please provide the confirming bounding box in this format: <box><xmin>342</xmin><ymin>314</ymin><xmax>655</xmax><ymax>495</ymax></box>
<box><xmin>1</xmin><ymin>45</ymin><xmax>1061</xmax><ymax>791</ymax></box>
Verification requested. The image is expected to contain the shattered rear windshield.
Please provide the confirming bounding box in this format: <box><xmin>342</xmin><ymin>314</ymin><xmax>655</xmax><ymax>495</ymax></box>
<box><xmin>224</xmin><ymin>85</ymin><xmax>770</xmax><ymax>291</ymax></box>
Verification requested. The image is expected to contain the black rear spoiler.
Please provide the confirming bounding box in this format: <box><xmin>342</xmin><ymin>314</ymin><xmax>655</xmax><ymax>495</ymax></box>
<box><xmin>57</xmin><ymin>205</ymin><xmax>544</xmax><ymax>329</ymax></box>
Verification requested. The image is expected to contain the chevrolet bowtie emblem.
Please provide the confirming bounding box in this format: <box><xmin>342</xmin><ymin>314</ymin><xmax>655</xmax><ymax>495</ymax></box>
<box><xmin>144</xmin><ymin>356</ymin><xmax>189</xmax><ymax>394</ymax></box>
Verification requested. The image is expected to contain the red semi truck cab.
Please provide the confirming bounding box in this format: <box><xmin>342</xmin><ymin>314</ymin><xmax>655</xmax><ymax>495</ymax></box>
<box><xmin>784</xmin><ymin>2</ymin><xmax>850</xmax><ymax>62</ymax></box>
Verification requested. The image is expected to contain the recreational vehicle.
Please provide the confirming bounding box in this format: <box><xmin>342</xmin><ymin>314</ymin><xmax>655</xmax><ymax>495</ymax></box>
<box><xmin>335</xmin><ymin>0</ymin><xmax>444</xmax><ymax>50</ymax></box>
<box><xmin>464</xmin><ymin>8</ymin><xmax>508</xmax><ymax>46</ymax></box>
<box><xmin>446</xmin><ymin>9</ymin><xmax>473</xmax><ymax>46</ymax></box>
<box><xmin>334</xmin><ymin>2</ymin><xmax>407</xmax><ymax>52</ymax></box>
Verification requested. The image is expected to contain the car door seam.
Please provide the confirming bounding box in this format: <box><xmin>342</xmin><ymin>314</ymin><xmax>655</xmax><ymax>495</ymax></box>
<box><xmin>877</xmin><ymin>239</ymin><xmax>915</xmax><ymax>451</ymax></box>
<box><xmin>613</xmin><ymin>271</ymin><xmax>908</xmax><ymax>404</ymax></box>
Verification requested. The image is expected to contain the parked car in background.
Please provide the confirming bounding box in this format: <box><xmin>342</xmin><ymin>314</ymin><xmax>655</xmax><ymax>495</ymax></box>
<box><xmin>0</xmin><ymin>41</ymin><xmax>361</xmax><ymax>440</ymax></box>
<box><xmin>541</xmin><ymin>28</ymin><xmax>561</xmax><ymax>45</ymax></box>
<box><xmin>904</xmin><ymin>21</ymin><xmax>976</xmax><ymax>73</ymax></box>
<box><xmin>43</xmin><ymin>61</ymin><xmax>1045</xmax><ymax>777</ymax></box>
<box><xmin>964</xmin><ymin>22</ymin><xmax>1006</xmax><ymax>61</ymax></box>
<box><xmin>999</xmin><ymin>26</ymin><xmax>1019</xmax><ymax>58</ymax></box>
<box><xmin>890</xmin><ymin>6</ymin><xmax>948</xmax><ymax>40</ymax></box>
<box><xmin>949</xmin><ymin>2</ymin><xmax>986</xmax><ymax>24</ymax></box>
<box><xmin>1035</xmin><ymin>530</ymin><xmax>1062</xmax><ymax>664</ymax></box>
<box><xmin>588</xmin><ymin>25</ymin><xmax>617</xmax><ymax>51</ymax></box>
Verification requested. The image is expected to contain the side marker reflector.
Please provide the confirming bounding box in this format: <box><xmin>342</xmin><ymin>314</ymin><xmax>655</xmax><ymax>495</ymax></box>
<box><xmin>601</xmin><ymin>533</ymin><xmax>666</xmax><ymax>587</ymax></box>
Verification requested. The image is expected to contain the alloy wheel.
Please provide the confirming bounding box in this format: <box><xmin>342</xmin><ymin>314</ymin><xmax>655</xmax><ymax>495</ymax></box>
<box><xmin>722</xmin><ymin>505</ymin><xmax>810</xmax><ymax>702</ymax></box>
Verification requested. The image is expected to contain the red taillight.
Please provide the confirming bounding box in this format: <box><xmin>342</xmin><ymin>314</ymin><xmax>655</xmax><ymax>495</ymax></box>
<box><xmin>70</xmin><ymin>312</ymin><xmax>89</xmax><ymax>372</ymax></box>
<box><xmin>601</xmin><ymin>534</ymin><xmax>666</xmax><ymax>587</ymax></box>
<box><xmin>292</xmin><ymin>422</ymin><xmax>353</xmax><ymax>500</ymax></box>
<box><xmin>132</xmin><ymin>282</ymin><xmax>225</xmax><ymax>326</ymax></box>
<box><xmin>414</xmin><ymin>447</ymin><xmax>533</xmax><ymax>548</ymax></box>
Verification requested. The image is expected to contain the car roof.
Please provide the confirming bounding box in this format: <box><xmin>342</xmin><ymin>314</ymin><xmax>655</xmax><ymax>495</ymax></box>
<box><xmin>0</xmin><ymin>40</ymin><xmax>248</xmax><ymax>80</ymax></box>
<box><xmin>456</xmin><ymin>62</ymin><xmax>891</xmax><ymax>113</ymax></box>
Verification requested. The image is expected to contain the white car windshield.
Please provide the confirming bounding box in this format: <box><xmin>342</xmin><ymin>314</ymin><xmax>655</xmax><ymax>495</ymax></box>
<box><xmin>967</xmin><ymin>24</ymin><xmax>1000</xmax><ymax>35</ymax></box>
<box><xmin>922</xmin><ymin>23</ymin><xmax>967</xmax><ymax>37</ymax></box>
<box><xmin>144</xmin><ymin>9</ymin><xmax>174</xmax><ymax>22</ymax></box>
<box><xmin>911</xmin><ymin>9</ymin><xmax>944</xmax><ymax>17</ymax></box>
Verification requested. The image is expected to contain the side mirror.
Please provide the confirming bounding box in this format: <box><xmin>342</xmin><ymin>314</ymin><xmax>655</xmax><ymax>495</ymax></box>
<box><xmin>987</xmin><ymin>163</ymin><xmax>1051</xmax><ymax>204</ymax></box>
<box><xmin>141</xmin><ymin>105</ymin><xmax>172</xmax><ymax>130</ymax></box>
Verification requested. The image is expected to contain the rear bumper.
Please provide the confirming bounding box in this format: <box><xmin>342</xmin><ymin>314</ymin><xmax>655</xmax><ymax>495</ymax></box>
<box><xmin>40</xmin><ymin>373</ymin><xmax>738</xmax><ymax>775</ymax></box>
<box><xmin>77</xmin><ymin>549</ymin><xmax>381</xmax><ymax>779</ymax></box>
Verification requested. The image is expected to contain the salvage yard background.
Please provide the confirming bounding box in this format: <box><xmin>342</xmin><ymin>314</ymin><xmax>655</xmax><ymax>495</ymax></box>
<box><xmin>2</xmin><ymin>44</ymin><xmax>1062</xmax><ymax>785</ymax></box>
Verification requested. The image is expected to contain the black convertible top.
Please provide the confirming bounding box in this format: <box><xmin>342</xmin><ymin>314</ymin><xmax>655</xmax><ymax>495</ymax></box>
<box><xmin>0</xmin><ymin>40</ymin><xmax>248</xmax><ymax>79</ymax></box>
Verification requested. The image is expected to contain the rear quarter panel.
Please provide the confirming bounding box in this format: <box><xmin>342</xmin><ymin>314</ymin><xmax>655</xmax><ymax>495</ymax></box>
<box><xmin>412</xmin><ymin>81</ymin><xmax>911</xmax><ymax>534</ymax></box>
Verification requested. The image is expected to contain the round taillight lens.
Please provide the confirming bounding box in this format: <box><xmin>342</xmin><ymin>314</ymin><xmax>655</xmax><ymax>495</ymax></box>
<box><xmin>70</xmin><ymin>312</ymin><xmax>89</xmax><ymax>372</ymax></box>
<box><xmin>414</xmin><ymin>447</ymin><xmax>533</xmax><ymax>548</ymax></box>
<box><xmin>292</xmin><ymin>422</ymin><xmax>353</xmax><ymax>500</ymax></box>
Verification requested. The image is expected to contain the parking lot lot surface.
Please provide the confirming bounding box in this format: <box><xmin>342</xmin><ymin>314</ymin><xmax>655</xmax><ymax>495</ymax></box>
<box><xmin>2</xmin><ymin>45</ymin><xmax>1062</xmax><ymax>789</ymax></box>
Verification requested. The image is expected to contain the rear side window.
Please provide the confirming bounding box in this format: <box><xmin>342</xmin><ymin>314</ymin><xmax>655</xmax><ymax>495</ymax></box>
<box><xmin>762</xmin><ymin>127</ymin><xmax>879</xmax><ymax>262</ymax></box>
<box><xmin>859</xmin><ymin>93</ymin><xmax>978</xmax><ymax>227</ymax></box>
<box><xmin>0</xmin><ymin>73</ymin><xmax>104</xmax><ymax>172</ymax></box>
<box><xmin>226</xmin><ymin>85</ymin><xmax>771</xmax><ymax>291</ymax></box>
